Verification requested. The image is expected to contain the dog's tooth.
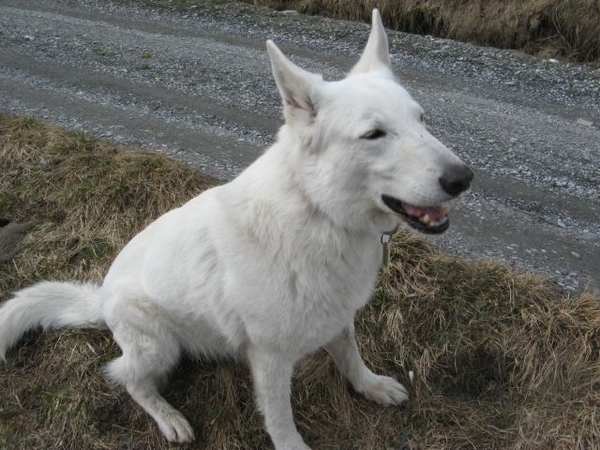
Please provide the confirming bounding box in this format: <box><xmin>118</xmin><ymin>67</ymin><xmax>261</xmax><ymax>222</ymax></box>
<box><xmin>421</xmin><ymin>214</ymin><xmax>431</xmax><ymax>225</ymax></box>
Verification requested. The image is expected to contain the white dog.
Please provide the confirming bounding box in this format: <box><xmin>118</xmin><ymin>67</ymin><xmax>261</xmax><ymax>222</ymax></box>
<box><xmin>0</xmin><ymin>10</ymin><xmax>472</xmax><ymax>449</ymax></box>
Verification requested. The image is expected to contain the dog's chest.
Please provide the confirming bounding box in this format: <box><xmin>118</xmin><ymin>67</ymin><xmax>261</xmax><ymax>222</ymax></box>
<box><xmin>295</xmin><ymin>239</ymin><xmax>380</xmax><ymax>308</ymax></box>
<box><xmin>217</xmin><ymin>179</ymin><xmax>386</xmax><ymax>351</ymax></box>
<box><xmin>292</xmin><ymin>251</ymin><xmax>380</xmax><ymax>353</ymax></box>
<box><xmin>233</xmin><ymin>229</ymin><xmax>383</xmax><ymax>353</ymax></box>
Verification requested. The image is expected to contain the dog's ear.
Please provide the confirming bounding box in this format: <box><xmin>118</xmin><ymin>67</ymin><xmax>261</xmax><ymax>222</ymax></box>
<box><xmin>349</xmin><ymin>9</ymin><xmax>392</xmax><ymax>76</ymax></box>
<box><xmin>266</xmin><ymin>40</ymin><xmax>323</xmax><ymax>127</ymax></box>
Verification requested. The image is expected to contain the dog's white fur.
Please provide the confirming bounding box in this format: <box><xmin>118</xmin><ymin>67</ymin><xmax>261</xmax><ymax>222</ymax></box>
<box><xmin>0</xmin><ymin>11</ymin><xmax>471</xmax><ymax>449</ymax></box>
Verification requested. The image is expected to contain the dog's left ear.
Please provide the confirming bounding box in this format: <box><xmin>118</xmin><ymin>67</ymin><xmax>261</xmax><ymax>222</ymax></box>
<box><xmin>349</xmin><ymin>9</ymin><xmax>393</xmax><ymax>76</ymax></box>
<box><xmin>266</xmin><ymin>40</ymin><xmax>323</xmax><ymax>128</ymax></box>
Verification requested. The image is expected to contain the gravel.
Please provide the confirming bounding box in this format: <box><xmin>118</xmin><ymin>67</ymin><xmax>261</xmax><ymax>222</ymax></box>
<box><xmin>0</xmin><ymin>0</ymin><xmax>598</xmax><ymax>293</ymax></box>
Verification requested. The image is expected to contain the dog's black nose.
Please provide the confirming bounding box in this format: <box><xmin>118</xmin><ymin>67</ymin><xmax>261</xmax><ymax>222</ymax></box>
<box><xmin>439</xmin><ymin>164</ymin><xmax>474</xmax><ymax>196</ymax></box>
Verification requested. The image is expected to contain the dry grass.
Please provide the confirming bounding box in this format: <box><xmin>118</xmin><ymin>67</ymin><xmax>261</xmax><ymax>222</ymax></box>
<box><xmin>248</xmin><ymin>0</ymin><xmax>600</xmax><ymax>62</ymax></box>
<box><xmin>1</xmin><ymin>114</ymin><xmax>599</xmax><ymax>449</ymax></box>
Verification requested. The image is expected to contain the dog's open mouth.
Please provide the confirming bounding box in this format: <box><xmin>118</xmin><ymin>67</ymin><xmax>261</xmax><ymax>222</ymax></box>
<box><xmin>382</xmin><ymin>194</ymin><xmax>449</xmax><ymax>234</ymax></box>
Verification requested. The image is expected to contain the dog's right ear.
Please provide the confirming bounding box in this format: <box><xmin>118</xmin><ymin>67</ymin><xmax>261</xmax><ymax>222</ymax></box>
<box><xmin>266</xmin><ymin>40</ymin><xmax>323</xmax><ymax>128</ymax></box>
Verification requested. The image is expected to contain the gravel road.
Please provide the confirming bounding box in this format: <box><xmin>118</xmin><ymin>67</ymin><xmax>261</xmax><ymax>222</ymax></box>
<box><xmin>1</xmin><ymin>0</ymin><xmax>598</xmax><ymax>293</ymax></box>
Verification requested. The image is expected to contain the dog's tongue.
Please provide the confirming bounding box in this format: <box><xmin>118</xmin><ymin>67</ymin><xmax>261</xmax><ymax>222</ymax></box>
<box><xmin>402</xmin><ymin>203</ymin><xmax>446</xmax><ymax>222</ymax></box>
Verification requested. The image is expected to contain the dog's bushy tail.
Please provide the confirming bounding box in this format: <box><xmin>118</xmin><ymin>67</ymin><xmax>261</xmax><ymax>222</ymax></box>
<box><xmin>0</xmin><ymin>281</ymin><xmax>105</xmax><ymax>361</ymax></box>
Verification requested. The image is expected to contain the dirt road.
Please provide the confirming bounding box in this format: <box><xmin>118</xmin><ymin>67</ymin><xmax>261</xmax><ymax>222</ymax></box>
<box><xmin>1</xmin><ymin>0</ymin><xmax>598</xmax><ymax>292</ymax></box>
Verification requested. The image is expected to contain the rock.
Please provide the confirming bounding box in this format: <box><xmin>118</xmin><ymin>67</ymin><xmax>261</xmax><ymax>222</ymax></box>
<box><xmin>0</xmin><ymin>222</ymin><xmax>32</xmax><ymax>262</ymax></box>
<box><xmin>576</xmin><ymin>118</ymin><xmax>593</xmax><ymax>127</ymax></box>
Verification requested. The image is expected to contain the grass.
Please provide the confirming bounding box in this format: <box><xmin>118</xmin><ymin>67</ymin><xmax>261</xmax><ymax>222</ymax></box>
<box><xmin>0</xmin><ymin>114</ymin><xmax>599</xmax><ymax>449</ymax></box>
<box><xmin>92</xmin><ymin>47</ymin><xmax>115</xmax><ymax>57</ymax></box>
<box><xmin>240</xmin><ymin>0</ymin><xmax>600</xmax><ymax>62</ymax></box>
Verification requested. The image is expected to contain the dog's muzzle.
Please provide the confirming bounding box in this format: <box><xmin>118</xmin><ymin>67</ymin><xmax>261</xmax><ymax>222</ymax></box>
<box><xmin>382</xmin><ymin>163</ymin><xmax>473</xmax><ymax>234</ymax></box>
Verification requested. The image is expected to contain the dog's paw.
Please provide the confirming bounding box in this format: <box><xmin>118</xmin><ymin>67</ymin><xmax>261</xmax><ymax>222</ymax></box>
<box><xmin>157</xmin><ymin>410</ymin><xmax>195</xmax><ymax>443</ymax></box>
<box><xmin>359</xmin><ymin>373</ymin><xmax>409</xmax><ymax>406</ymax></box>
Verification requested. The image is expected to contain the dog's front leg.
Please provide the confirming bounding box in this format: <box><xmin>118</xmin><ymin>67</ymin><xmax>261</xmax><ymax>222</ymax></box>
<box><xmin>247</xmin><ymin>345</ymin><xmax>310</xmax><ymax>450</ymax></box>
<box><xmin>325</xmin><ymin>325</ymin><xmax>409</xmax><ymax>406</ymax></box>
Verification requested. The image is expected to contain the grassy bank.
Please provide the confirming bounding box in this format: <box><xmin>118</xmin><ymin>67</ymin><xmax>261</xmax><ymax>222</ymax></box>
<box><xmin>1</xmin><ymin>115</ymin><xmax>599</xmax><ymax>449</ymax></box>
<box><xmin>245</xmin><ymin>0</ymin><xmax>600</xmax><ymax>62</ymax></box>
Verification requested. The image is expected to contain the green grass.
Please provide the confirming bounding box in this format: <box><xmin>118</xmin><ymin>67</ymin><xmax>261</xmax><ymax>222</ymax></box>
<box><xmin>92</xmin><ymin>47</ymin><xmax>115</xmax><ymax>57</ymax></box>
<box><xmin>0</xmin><ymin>115</ymin><xmax>598</xmax><ymax>449</ymax></box>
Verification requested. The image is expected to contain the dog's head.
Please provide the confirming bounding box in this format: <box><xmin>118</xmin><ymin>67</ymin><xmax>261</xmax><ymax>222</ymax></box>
<box><xmin>266</xmin><ymin>10</ymin><xmax>473</xmax><ymax>234</ymax></box>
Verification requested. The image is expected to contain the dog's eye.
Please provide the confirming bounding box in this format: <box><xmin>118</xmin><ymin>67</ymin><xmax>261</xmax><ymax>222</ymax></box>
<box><xmin>362</xmin><ymin>129</ymin><xmax>386</xmax><ymax>140</ymax></box>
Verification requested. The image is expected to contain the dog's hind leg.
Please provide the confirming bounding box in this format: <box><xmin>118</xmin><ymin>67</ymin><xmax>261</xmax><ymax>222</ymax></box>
<box><xmin>103</xmin><ymin>290</ymin><xmax>194</xmax><ymax>443</ymax></box>
<box><xmin>325</xmin><ymin>325</ymin><xmax>409</xmax><ymax>406</ymax></box>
